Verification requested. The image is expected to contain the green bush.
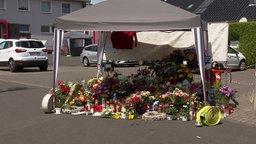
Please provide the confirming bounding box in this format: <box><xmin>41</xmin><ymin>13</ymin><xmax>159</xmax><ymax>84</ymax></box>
<box><xmin>229</xmin><ymin>21</ymin><xmax>256</xmax><ymax>68</ymax></box>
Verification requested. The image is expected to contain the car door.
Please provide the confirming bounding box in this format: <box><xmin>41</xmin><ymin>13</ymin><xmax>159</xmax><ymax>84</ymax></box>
<box><xmin>0</xmin><ymin>42</ymin><xmax>5</xmax><ymax>64</ymax></box>
<box><xmin>0</xmin><ymin>41</ymin><xmax>12</xmax><ymax>64</ymax></box>
<box><xmin>226</xmin><ymin>47</ymin><xmax>240</xmax><ymax>68</ymax></box>
<box><xmin>84</xmin><ymin>45</ymin><xmax>97</xmax><ymax>63</ymax></box>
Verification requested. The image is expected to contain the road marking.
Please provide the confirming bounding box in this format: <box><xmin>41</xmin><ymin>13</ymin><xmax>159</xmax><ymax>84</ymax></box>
<box><xmin>0</xmin><ymin>78</ymin><xmax>51</xmax><ymax>89</ymax></box>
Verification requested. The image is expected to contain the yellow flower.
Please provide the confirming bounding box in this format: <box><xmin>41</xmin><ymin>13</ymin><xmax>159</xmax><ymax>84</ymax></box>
<box><xmin>181</xmin><ymin>64</ymin><xmax>186</xmax><ymax>68</ymax></box>
<box><xmin>88</xmin><ymin>78</ymin><xmax>98</xmax><ymax>85</ymax></box>
<box><xmin>112</xmin><ymin>113</ymin><xmax>120</xmax><ymax>119</ymax></box>
<box><xmin>188</xmin><ymin>73</ymin><xmax>193</xmax><ymax>79</ymax></box>
<box><xmin>179</xmin><ymin>74</ymin><xmax>183</xmax><ymax>78</ymax></box>
<box><xmin>177</xmin><ymin>69</ymin><xmax>182</xmax><ymax>73</ymax></box>
<box><xmin>128</xmin><ymin>114</ymin><xmax>135</xmax><ymax>120</ymax></box>
<box><xmin>145</xmin><ymin>91</ymin><xmax>150</xmax><ymax>96</ymax></box>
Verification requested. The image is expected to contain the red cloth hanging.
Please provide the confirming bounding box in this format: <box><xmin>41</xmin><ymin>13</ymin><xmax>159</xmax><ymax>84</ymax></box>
<box><xmin>111</xmin><ymin>31</ymin><xmax>137</xmax><ymax>49</ymax></box>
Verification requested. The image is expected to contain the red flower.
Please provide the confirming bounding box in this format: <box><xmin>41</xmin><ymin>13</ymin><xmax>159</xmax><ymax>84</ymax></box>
<box><xmin>61</xmin><ymin>85</ymin><xmax>70</xmax><ymax>93</ymax></box>
<box><xmin>131</xmin><ymin>96</ymin><xmax>142</xmax><ymax>104</ymax></box>
<box><xmin>58</xmin><ymin>80</ymin><xmax>63</xmax><ymax>86</ymax></box>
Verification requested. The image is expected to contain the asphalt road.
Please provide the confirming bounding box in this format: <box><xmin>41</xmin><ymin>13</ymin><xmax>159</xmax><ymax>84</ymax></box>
<box><xmin>0</xmin><ymin>55</ymin><xmax>256</xmax><ymax>144</ymax></box>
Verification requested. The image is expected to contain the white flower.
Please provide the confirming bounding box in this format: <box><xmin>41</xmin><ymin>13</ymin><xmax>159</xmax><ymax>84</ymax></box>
<box><xmin>121</xmin><ymin>107</ymin><xmax>127</xmax><ymax>113</ymax></box>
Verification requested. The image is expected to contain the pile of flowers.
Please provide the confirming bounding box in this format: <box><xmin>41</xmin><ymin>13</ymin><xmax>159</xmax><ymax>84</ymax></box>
<box><xmin>52</xmin><ymin>80</ymin><xmax>92</xmax><ymax>110</ymax></box>
<box><xmin>52</xmin><ymin>76</ymin><xmax>204</xmax><ymax>120</ymax></box>
<box><xmin>49</xmin><ymin>49</ymin><xmax>238</xmax><ymax>121</ymax></box>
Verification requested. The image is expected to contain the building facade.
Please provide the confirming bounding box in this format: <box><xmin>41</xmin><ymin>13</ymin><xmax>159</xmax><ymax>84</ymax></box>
<box><xmin>0</xmin><ymin>0</ymin><xmax>90</xmax><ymax>41</ymax></box>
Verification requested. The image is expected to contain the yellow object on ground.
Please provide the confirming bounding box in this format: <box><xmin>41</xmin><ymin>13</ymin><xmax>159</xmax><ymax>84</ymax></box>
<box><xmin>196</xmin><ymin>106</ymin><xmax>221</xmax><ymax>126</ymax></box>
<box><xmin>112</xmin><ymin>113</ymin><xmax>120</xmax><ymax>119</ymax></box>
<box><xmin>127</xmin><ymin>114</ymin><xmax>135</xmax><ymax>120</ymax></box>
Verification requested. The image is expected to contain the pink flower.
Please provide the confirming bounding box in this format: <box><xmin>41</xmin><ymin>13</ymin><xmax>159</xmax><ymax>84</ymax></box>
<box><xmin>220</xmin><ymin>85</ymin><xmax>233</xmax><ymax>97</ymax></box>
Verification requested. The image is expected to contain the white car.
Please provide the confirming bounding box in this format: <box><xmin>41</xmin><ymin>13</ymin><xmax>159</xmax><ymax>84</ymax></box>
<box><xmin>80</xmin><ymin>44</ymin><xmax>140</xmax><ymax>67</ymax></box>
<box><xmin>80</xmin><ymin>44</ymin><xmax>103</xmax><ymax>66</ymax></box>
<box><xmin>226</xmin><ymin>47</ymin><xmax>246</xmax><ymax>70</ymax></box>
<box><xmin>0</xmin><ymin>39</ymin><xmax>48</xmax><ymax>72</ymax></box>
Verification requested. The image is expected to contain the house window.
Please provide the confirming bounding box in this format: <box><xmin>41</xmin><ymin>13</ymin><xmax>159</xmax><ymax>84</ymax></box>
<box><xmin>0</xmin><ymin>0</ymin><xmax>6</xmax><ymax>9</ymax></box>
<box><xmin>62</xmin><ymin>3</ymin><xmax>71</xmax><ymax>14</ymax></box>
<box><xmin>19</xmin><ymin>24</ymin><xmax>30</xmax><ymax>33</ymax></box>
<box><xmin>18</xmin><ymin>0</ymin><xmax>30</xmax><ymax>11</ymax></box>
<box><xmin>41</xmin><ymin>0</ymin><xmax>52</xmax><ymax>13</ymax></box>
<box><xmin>41</xmin><ymin>25</ymin><xmax>54</xmax><ymax>33</ymax></box>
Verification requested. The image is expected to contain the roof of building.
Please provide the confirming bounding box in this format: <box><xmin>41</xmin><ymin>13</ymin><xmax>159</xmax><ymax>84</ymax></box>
<box><xmin>166</xmin><ymin>0</ymin><xmax>256</xmax><ymax>22</ymax></box>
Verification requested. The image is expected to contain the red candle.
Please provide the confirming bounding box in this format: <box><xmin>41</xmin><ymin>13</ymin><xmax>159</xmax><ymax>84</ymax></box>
<box><xmin>94</xmin><ymin>105</ymin><xmax>98</xmax><ymax>112</ymax></box>
<box><xmin>85</xmin><ymin>106</ymin><xmax>89</xmax><ymax>112</ymax></box>
<box><xmin>98</xmin><ymin>105</ymin><xmax>102</xmax><ymax>112</ymax></box>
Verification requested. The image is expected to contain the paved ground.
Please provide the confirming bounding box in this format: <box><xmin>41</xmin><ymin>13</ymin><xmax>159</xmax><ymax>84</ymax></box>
<box><xmin>224</xmin><ymin>69</ymin><xmax>256</xmax><ymax>127</ymax></box>
<box><xmin>0</xmin><ymin>55</ymin><xmax>256</xmax><ymax>144</ymax></box>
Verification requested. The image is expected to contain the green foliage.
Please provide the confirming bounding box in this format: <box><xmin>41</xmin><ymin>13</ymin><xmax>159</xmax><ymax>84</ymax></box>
<box><xmin>213</xmin><ymin>82</ymin><xmax>238</xmax><ymax>107</ymax></box>
<box><xmin>229</xmin><ymin>22</ymin><xmax>256</xmax><ymax>67</ymax></box>
<box><xmin>179</xmin><ymin>108</ymin><xmax>189</xmax><ymax>116</ymax></box>
<box><xmin>165</xmin><ymin>105</ymin><xmax>179</xmax><ymax>115</ymax></box>
<box><xmin>55</xmin><ymin>99</ymin><xmax>64</xmax><ymax>108</ymax></box>
<box><xmin>213</xmin><ymin>82</ymin><xmax>229</xmax><ymax>106</ymax></box>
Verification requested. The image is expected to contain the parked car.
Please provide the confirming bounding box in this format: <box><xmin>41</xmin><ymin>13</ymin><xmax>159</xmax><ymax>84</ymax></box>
<box><xmin>0</xmin><ymin>39</ymin><xmax>4</xmax><ymax>43</ymax></box>
<box><xmin>80</xmin><ymin>44</ymin><xmax>102</xmax><ymax>66</ymax></box>
<box><xmin>226</xmin><ymin>47</ymin><xmax>246</xmax><ymax>70</ymax></box>
<box><xmin>0</xmin><ymin>39</ymin><xmax>48</xmax><ymax>72</ymax></box>
<box><xmin>80</xmin><ymin>44</ymin><xmax>141</xmax><ymax>67</ymax></box>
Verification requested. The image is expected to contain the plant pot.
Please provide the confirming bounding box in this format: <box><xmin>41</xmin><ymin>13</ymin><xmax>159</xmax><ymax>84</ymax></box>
<box><xmin>181</xmin><ymin>115</ymin><xmax>188</xmax><ymax>121</ymax></box>
<box><xmin>55</xmin><ymin>108</ymin><xmax>62</xmax><ymax>114</ymax></box>
<box><xmin>166</xmin><ymin>114</ymin><xmax>176</xmax><ymax>120</ymax></box>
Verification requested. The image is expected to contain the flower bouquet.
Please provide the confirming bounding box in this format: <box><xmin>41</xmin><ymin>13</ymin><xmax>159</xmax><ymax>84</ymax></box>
<box><xmin>165</xmin><ymin>105</ymin><xmax>179</xmax><ymax>115</ymax></box>
<box><xmin>126</xmin><ymin>91</ymin><xmax>152</xmax><ymax>115</ymax></box>
<box><xmin>179</xmin><ymin>105</ymin><xmax>189</xmax><ymax>121</ymax></box>
<box><xmin>165</xmin><ymin>105</ymin><xmax>179</xmax><ymax>120</ymax></box>
<box><xmin>214</xmin><ymin>83</ymin><xmax>238</xmax><ymax>107</ymax></box>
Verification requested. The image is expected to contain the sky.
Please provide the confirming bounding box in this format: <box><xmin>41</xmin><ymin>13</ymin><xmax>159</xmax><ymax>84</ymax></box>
<box><xmin>91</xmin><ymin>0</ymin><xmax>105</xmax><ymax>4</ymax></box>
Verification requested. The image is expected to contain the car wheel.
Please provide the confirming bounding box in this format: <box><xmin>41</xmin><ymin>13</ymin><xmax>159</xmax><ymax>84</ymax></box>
<box><xmin>9</xmin><ymin>59</ymin><xmax>18</xmax><ymax>72</ymax></box>
<box><xmin>83</xmin><ymin>57</ymin><xmax>90</xmax><ymax>67</ymax></box>
<box><xmin>39</xmin><ymin>65</ymin><xmax>48</xmax><ymax>71</ymax></box>
<box><xmin>239</xmin><ymin>60</ymin><xmax>246</xmax><ymax>70</ymax></box>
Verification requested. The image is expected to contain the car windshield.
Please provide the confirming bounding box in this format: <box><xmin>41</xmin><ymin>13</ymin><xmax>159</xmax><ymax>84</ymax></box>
<box><xmin>16</xmin><ymin>41</ymin><xmax>45</xmax><ymax>48</ymax></box>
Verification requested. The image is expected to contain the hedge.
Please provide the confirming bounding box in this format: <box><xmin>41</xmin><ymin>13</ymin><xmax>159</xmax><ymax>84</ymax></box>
<box><xmin>229</xmin><ymin>21</ymin><xmax>256</xmax><ymax>68</ymax></box>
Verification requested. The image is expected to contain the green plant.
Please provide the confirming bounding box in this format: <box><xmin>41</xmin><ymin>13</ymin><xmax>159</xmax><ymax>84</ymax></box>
<box><xmin>213</xmin><ymin>82</ymin><xmax>238</xmax><ymax>107</ymax></box>
<box><xmin>165</xmin><ymin>105</ymin><xmax>178</xmax><ymax>115</ymax></box>
<box><xmin>229</xmin><ymin>21</ymin><xmax>256</xmax><ymax>67</ymax></box>
<box><xmin>55</xmin><ymin>99</ymin><xmax>64</xmax><ymax>108</ymax></box>
<box><xmin>179</xmin><ymin>107</ymin><xmax>189</xmax><ymax>116</ymax></box>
